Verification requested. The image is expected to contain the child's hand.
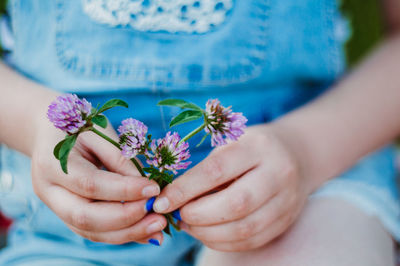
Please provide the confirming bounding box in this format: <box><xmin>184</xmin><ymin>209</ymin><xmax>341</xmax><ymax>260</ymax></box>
<box><xmin>153</xmin><ymin>125</ymin><xmax>312</xmax><ymax>252</ymax></box>
<box><xmin>31</xmin><ymin>120</ymin><xmax>166</xmax><ymax>245</ymax></box>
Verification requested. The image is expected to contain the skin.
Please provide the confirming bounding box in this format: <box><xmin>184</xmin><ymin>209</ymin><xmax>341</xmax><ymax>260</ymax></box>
<box><xmin>0</xmin><ymin>63</ymin><xmax>167</xmax><ymax>245</ymax></box>
<box><xmin>196</xmin><ymin>199</ymin><xmax>396</xmax><ymax>266</ymax></box>
<box><xmin>151</xmin><ymin>0</ymin><xmax>400</xmax><ymax>258</ymax></box>
<box><xmin>0</xmin><ymin>0</ymin><xmax>398</xmax><ymax>263</ymax></box>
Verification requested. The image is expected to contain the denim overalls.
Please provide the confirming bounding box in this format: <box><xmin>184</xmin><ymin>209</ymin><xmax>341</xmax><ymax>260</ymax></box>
<box><xmin>0</xmin><ymin>0</ymin><xmax>398</xmax><ymax>265</ymax></box>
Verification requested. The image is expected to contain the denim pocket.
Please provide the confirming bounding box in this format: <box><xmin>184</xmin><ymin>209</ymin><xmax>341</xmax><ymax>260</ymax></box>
<box><xmin>54</xmin><ymin>0</ymin><xmax>270</xmax><ymax>89</ymax></box>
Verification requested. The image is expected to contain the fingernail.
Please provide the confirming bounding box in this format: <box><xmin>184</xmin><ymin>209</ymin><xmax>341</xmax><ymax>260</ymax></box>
<box><xmin>142</xmin><ymin>185</ymin><xmax>160</xmax><ymax>197</ymax></box>
<box><xmin>148</xmin><ymin>238</ymin><xmax>160</xmax><ymax>246</ymax></box>
<box><xmin>153</xmin><ymin>197</ymin><xmax>169</xmax><ymax>212</ymax></box>
<box><xmin>145</xmin><ymin>197</ymin><xmax>156</xmax><ymax>212</ymax></box>
<box><xmin>146</xmin><ymin>221</ymin><xmax>163</xmax><ymax>234</ymax></box>
<box><xmin>172</xmin><ymin>209</ymin><xmax>181</xmax><ymax>221</ymax></box>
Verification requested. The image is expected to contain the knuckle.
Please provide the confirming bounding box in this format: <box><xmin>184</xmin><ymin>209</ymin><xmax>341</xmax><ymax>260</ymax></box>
<box><xmin>115</xmin><ymin>155</ymin><xmax>131</xmax><ymax>172</ymax></box>
<box><xmin>254</xmin><ymin>131</ymin><xmax>272</xmax><ymax>147</ymax></box>
<box><xmin>71</xmin><ymin>208</ymin><xmax>91</xmax><ymax>230</ymax></box>
<box><xmin>121</xmin><ymin>204</ymin><xmax>139</xmax><ymax>223</ymax></box>
<box><xmin>31</xmin><ymin>153</ymin><xmax>52</xmax><ymax>187</ymax></box>
<box><xmin>236</xmin><ymin>220</ymin><xmax>255</xmax><ymax>239</ymax></box>
<box><xmin>77</xmin><ymin>176</ymin><xmax>97</xmax><ymax>197</ymax></box>
<box><xmin>278</xmin><ymin>162</ymin><xmax>298</xmax><ymax>187</ymax></box>
<box><xmin>31</xmin><ymin>153</ymin><xmax>48</xmax><ymax>175</ymax></box>
<box><xmin>166</xmin><ymin>184</ymin><xmax>185</xmax><ymax>206</ymax></box>
<box><xmin>282</xmin><ymin>161</ymin><xmax>297</xmax><ymax>178</ymax></box>
<box><xmin>121</xmin><ymin>178</ymin><xmax>132</xmax><ymax>200</ymax></box>
<box><xmin>126</xmin><ymin>228</ymin><xmax>142</xmax><ymax>241</ymax></box>
<box><xmin>229</xmin><ymin>190</ymin><xmax>251</xmax><ymax>218</ymax></box>
<box><xmin>182</xmin><ymin>206</ymin><xmax>200</xmax><ymax>224</ymax></box>
<box><xmin>203</xmin><ymin>156</ymin><xmax>224</xmax><ymax>183</ymax></box>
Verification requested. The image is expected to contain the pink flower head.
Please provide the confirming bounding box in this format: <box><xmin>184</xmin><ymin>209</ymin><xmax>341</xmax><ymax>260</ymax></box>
<box><xmin>118</xmin><ymin>118</ymin><xmax>148</xmax><ymax>159</ymax></box>
<box><xmin>204</xmin><ymin>99</ymin><xmax>247</xmax><ymax>147</ymax></box>
<box><xmin>146</xmin><ymin>132</ymin><xmax>191</xmax><ymax>174</ymax></box>
<box><xmin>47</xmin><ymin>94</ymin><xmax>92</xmax><ymax>134</ymax></box>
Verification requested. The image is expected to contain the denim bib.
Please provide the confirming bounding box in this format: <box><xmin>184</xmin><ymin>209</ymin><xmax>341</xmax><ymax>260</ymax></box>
<box><xmin>8</xmin><ymin>0</ymin><xmax>346</xmax><ymax>92</ymax></box>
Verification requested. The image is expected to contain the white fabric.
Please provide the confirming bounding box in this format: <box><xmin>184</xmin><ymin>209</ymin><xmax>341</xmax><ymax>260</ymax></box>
<box><xmin>82</xmin><ymin>0</ymin><xmax>233</xmax><ymax>33</ymax></box>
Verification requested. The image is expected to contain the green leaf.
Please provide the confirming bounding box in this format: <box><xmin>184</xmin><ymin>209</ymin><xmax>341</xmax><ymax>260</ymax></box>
<box><xmin>148</xmin><ymin>173</ymin><xmax>156</xmax><ymax>180</ymax></box>
<box><xmin>163</xmin><ymin>223</ymin><xmax>172</xmax><ymax>236</ymax></box>
<box><xmin>161</xmin><ymin>172</ymin><xmax>174</xmax><ymax>183</ymax></box>
<box><xmin>169</xmin><ymin>219</ymin><xmax>181</xmax><ymax>231</ymax></box>
<box><xmin>53</xmin><ymin>139</ymin><xmax>67</xmax><ymax>160</ymax></box>
<box><xmin>98</xmin><ymin>99</ymin><xmax>129</xmax><ymax>113</ymax></box>
<box><xmin>91</xmin><ymin>115</ymin><xmax>108</xmax><ymax>128</ymax></box>
<box><xmin>157</xmin><ymin>99</ymin><xmax>203</xmax><ymax>111</ymax></box>
<box><xmin>169</xmin><ymin>110</ymin><xmax>203</xmax><ymax>128</ymax></box>
<box><xmin>59</xmin><ymin>135</ymin><xmax>78</xmax><ymax>174</ymax></box>
<box><xmin>165</xmin><ymin>214</ymin><xmax>181</xmax><ymax>233</ymax></box>
<box><xmin>196</xmin><ymin>133</ymin><xmax>210</xmax><ymax>148</ymax></box>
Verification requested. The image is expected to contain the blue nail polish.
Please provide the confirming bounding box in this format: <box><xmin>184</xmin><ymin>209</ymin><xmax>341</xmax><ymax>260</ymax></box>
<box><xmin>146</xmin><ymin>197</ymin><xmax>156</xmax><ymax>212</ymax></box>
<box><xmin>148</xmin><ymin>238</ymin><xmax>160</xmax><ymax>246</ymax></box>
<box><xmin>172</xmin><ymin>209</ymin><xmax>182</xmax><ymax>221</ymax></box>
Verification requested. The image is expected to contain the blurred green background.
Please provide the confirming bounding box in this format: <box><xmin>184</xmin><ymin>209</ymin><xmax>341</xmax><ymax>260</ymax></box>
<box><xmin>0</xmin><ymin>0</ymin><xmax>387</xmax><ymax>65</ymax></box>
<box><xmin>340</xmin><ymin>0</ymin><xmax>385</xmax><ymax>66</ymax></box>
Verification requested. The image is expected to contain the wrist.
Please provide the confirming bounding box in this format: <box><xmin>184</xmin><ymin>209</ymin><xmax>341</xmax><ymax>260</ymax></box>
<box><xmin>30</xmin><ymin>90</ymin><xmax>62</xmax><ymax>157</ymax></box>
<box><xmin>267</xmin><ymin>120</ymin><xmax>332</xmax><ymax>194</ymax></box>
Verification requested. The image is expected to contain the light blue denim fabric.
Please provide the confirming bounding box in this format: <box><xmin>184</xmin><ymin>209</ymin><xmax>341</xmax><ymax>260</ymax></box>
<box><xmin>0</xmin><ymin>0</ymin><xmax>398</xmax><ymax>265</ymax></box>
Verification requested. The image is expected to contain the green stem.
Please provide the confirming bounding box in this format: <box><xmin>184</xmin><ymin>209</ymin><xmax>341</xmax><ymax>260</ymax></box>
<box><xmin>91</xmin><ymin>127</ymin><xmax>120</xmax><ymax>148</ymax></box>
<box><xmin>180</xmin><ymin>124</ymin><xmax>206</xmax><ymax>144</ymax></box>
<box><xmin>130</xmin><ymin>157</ymin><xmax>146</xmax><ymax>177</ymax></box>
<box><xmin>90</xmin><ymin>127</ymin><xmax>146</xmax><ymax>177</ymax></box>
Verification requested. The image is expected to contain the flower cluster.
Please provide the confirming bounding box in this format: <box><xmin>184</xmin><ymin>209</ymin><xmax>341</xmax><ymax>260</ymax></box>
<box><xmin>146</xmin><ymin>132</ymin><xmax>191</xmax><ymax>174</ymax></box>
<box><xmin>118</xmin><ymin>118</ymin><xmax>148</xmax><ymax>159</ymax></box>
<box><xmin>47</xmin><ymin>94</ymin><xmax>92</xmax><ymax>134</ymax></box>
<box><xmin>204</xmin><ymin>99</ymin><xmax>248</xmax><ymax>146</ymax></box>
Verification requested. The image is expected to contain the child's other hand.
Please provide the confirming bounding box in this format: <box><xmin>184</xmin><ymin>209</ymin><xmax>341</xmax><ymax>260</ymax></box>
<box><xmin>153</xmin><ymin>125</ymin><xmax>312</xmax><ymax>252</ymax></box>
<box><xmin>31</xmin><ymin>119</ymin><xmax>166</xmax><ymax>245</ymax></box>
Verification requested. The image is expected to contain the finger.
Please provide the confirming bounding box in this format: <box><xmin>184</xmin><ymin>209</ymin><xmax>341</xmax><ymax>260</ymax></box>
<box><xmin>68</xmin><ymin>213</ymin><xmax>167</xmax><ymax>245</ymax></box>
<box><xmin>53</xmin><ymin>151</ymin><xmax>160</xmax><ymax>201</ymax></box>
<box><xmin>137</xmin><ymin>232</ymin><xmax>164</xmax><ymax>246</ymax></box>
<box><xmin>202</xmin><ymin>212</ymin><xmax>295</xmax><ymax>252</ymax></box>
<box><xmin>78</xmin><ymin>130</ymin><xmax>142</xmax><ymax>177</ymax></box>
<box><xmin>181</xmin><ymin>190</ymin><xmax>293</xmax><ymax>242</ymax></box>
<box><xmin>153</xmin><ymin>142</ymin><xmax>260</xmax><ymax>213</ymax></box>
<box><xmin>179</xmin><ymin>166</ymin><xmax>278</xmax><ymax>226</ymax></box>
<box><xmin>45</xmin><ymin>185</ymin><xmax>149</xmax><ymax>232</ymax></box>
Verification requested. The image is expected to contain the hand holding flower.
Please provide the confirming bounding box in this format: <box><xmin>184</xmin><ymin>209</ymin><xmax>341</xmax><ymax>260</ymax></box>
<box><xmin>153</xmin><ymin>125</ymin><xmax>312</xmax><ymax>252</ymax></box>
<box><xmin>32</xmin><ymin>112</ymin><xmax>166</xmax><ymax>245</ymax></box>
<box><xmin>46</xmin><ymin>94</ymin><xmax>248</xmax><ymax>244</ymax></box>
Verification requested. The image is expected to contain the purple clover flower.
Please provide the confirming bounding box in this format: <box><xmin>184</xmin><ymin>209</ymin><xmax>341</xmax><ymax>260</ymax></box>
<box><xmin>146</xmin><ymin>132</ymin><xmax>191</xmax><ymax>174</ymax></box>
<box><xmin>204</xmin><ymin>99</ymin><xmax>248</xmax><ymax>147</ymax></box>
<box><xmin>47</xmin><ymin>94</ymin><xmax>92</xmax><ymax>134</ymax></box>
<box><xmin>118</xmin><ymin>118</ymin><xmax>148</xmax><ymax>159</ymax></box>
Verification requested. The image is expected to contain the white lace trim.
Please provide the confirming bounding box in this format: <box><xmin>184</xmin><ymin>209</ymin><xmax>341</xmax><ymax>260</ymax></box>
<box><xmin>82</xmin><ymin>0</ymin><xmax>233</xmax><ymax>33</ymax></box>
